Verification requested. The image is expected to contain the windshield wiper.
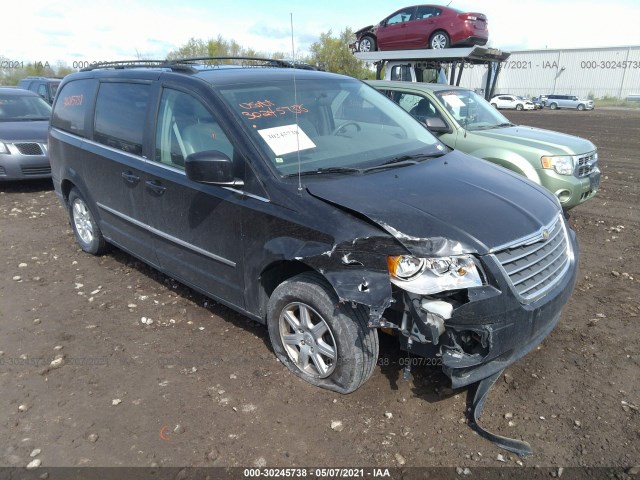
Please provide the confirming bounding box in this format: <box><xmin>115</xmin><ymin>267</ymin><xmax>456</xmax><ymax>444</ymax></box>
<box><xmin>362</xmin><ymin>153</ymin><xmax>445</xmax><ymax>173</ymax></box>
<box><xmin>495</xmin><ymin>122</ymin><xmax>515</xmax><ymax>127</ymax></box>
<box><xmin>285</xmin><ymin>166</ymin><xmax>362</xmax><ymax>177</ymax></box>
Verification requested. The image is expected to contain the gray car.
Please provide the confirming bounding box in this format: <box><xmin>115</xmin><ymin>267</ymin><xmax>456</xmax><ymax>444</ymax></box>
<box><xmin>0</xmin><ymin>88</ymin><xmax>51</xmax><ymax>180</ymax></box>
<box><xmin>543</xmin><ymin>94</ymin><xmax>594</xmax><ymax>111</ymax></box>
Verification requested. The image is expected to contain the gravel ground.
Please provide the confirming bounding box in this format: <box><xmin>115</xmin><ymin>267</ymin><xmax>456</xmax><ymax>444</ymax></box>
<box><xmin>0</xmin><ymin>107</ymin><xmax>638</xmax><ymax>475</ymax></box>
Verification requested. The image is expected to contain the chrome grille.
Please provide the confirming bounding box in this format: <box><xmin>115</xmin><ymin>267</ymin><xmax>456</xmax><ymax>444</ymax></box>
<box><xmin>576</xmin><ymin>151</ymin><xmax>597</xmax><ymax>177</ymax></box>
<box><xmin>493</xmin><ymin>215</ymin><xmax>570</xmax><ymax>302</ymax></box>
<box><xmin>15</xmin><ymin>143</ymin><xmax>44</xmax><ymax>155</ymax></box>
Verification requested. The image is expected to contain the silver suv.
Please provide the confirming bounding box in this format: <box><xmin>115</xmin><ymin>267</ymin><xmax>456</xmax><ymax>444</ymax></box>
<box><xmin>543</xmin><ymin>94</ymin><xmax>593</xmax><ymax>111</ymax></box>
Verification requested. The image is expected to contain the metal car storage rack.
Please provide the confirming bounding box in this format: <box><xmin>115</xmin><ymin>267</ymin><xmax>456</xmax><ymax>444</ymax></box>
<box><xmin>354</xmin><ymin>46</ymin><xmax>511</xmax><ymax>100</ymax></box>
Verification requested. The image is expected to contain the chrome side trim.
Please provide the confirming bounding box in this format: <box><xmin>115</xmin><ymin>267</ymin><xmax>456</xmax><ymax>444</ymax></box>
<box><xmin>51</xmin><ymin>128</ymin><xmax>271</xmax><ymax>203</ymax></box>
<box><xmin>97</xmin><ymin>203</ymin><xmax>236</xmax><ymax>268</ymax></box>
<box><xmin>51</xmin><ymin>128</ymin><xmax>145</xmax><ymax>162</ymax></box>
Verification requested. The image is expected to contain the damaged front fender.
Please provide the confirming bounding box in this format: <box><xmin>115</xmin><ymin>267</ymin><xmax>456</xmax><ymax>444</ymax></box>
<box><xmin>261</xmin><ymin>233</ymin><xmax>405</xmax><ymax>324</ymax></box>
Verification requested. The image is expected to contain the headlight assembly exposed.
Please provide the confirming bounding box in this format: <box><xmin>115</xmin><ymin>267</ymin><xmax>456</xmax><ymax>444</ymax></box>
<box><xmin>387</xmin><ymin>254</ymin><xmax>482</xmax><ymax>295</ymax></box>
<box><xmin>541</xmin><ymin>155</ymin><xmax>574</xmax><ymax>176</ymax></box>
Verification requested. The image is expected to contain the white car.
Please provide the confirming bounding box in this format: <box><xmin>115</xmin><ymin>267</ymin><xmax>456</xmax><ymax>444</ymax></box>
<box><xmin>490</xmin><ymin>95</ymin><xmax>535</xmax><ymax>111</ymax></box>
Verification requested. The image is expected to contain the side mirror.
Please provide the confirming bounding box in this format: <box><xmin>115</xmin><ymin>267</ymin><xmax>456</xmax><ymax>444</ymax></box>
<box><xmin>425</xmin><ymin>117</ymin><xmax>451</xmax><ymax>134</ymax></box>
<box><xmin>185</xmin><ymin>150</ymin><xmax>243</xmax><ymax>186</ymax></box>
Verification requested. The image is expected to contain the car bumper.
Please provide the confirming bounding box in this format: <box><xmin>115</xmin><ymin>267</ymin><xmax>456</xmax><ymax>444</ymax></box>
<box><xmin>451</xmin><ymin>30</ymin><xmax>488</xmax><ymax>47</ymax></box>
<box><xmin>540</xmin><ymin>167</ymin><xmax>601</xmax><ymax>210</ymax></box>
<box><xmin>446</xmin><ymin>228</ymin><xmax>578</xmax><ymax>387</ymax></box>
<box><xmin>0</xmin><ymin>149</ymin><xmax>51</xmax><ymax>181</ymax></box>
<box><xmin>396</xmin><ymin>222</ymin><xmax>578</xmax><ymax>388</ymax></box>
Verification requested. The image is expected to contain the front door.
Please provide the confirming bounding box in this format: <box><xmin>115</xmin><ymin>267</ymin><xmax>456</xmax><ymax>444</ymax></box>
<box><xmin>377</xmin><ymin>7</ymin><xmax>416</xmax><ymax>49</ymax></box>
<box><xmin>144</xmin><ymin>87</ymin><xmax>245</xmax><ymax>307</ymax></box>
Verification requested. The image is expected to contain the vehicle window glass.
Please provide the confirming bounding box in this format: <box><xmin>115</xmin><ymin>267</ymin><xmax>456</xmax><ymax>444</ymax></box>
<box><xmin>37</xmin><ymin>84</ymin><xmax>47</xmax><ymax>97</ymax></box>
<box><xmin>415</xmin><ymin>6</ymin><xmax>436</xmax><ymax>19</ymax></box>
<box><xmin>94</xmin><ymin>82</ymin><xmax>149</xmax><ymax>156</ymax></box>
<box><xmin>51</xmin><ymin>79</ymin><xmax>95</xmax><ymax>137</ymax></box>
<box><xmin>390</xmin><ymin>65</ymin><xmax>412</xmax><ymax>82</ymax></box>
<box><xmin>217</xmin><ymin>78</ymin><xmax>440</xmax><ymax>177</ymax></box>
<box><xmin>0</xmin><ymin>93</ymin><xmax>51</xmax><ymax>122</ymax></box>
<box><xmin>386</xmin><ymin>8</ymin><xmax>415</xmax><ymax>25</ymax></box>
<box><xmin>435</xmin><ymin>89</ymin><xmax>509</xmax><ymax>131</ymax></box>
<box><xmin>155</xmin><ymin>88</ymin><xmax>234</xmax><ymax>170</ymax></box>
<box><xmin>396</xmin><ymin>93</ymin><xmax>443</xmax><ymax>124</ymax></box>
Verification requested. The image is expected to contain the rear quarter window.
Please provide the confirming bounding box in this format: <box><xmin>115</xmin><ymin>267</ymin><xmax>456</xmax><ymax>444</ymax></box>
<box><xmin>51</xmin><ymin>79</ymin><xmax>97</xmax><ymax>138</ymax></box>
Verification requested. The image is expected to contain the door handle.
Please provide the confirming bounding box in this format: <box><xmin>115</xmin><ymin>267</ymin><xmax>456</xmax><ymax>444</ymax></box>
<box><xmin>121</xmin><ymin>171</ymin><xmax>140</xmax><ymax>185</ymax></box>
<box><xmin>145</xmin><ymin>180</ymin><xmax>166</xmax><ymax>196</ymax></box>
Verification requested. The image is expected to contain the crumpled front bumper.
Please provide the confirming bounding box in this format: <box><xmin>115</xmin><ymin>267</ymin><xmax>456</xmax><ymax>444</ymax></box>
<box><xmin>415</xmin><ymin>228</ymin><xmax>579</xmax><ymax>388</ymax></box>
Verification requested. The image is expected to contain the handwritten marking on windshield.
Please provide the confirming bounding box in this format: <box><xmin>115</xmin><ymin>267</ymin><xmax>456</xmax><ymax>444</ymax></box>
<box><xmin>239</xmin><ymin>99</ymin><xmax>308</xmax><ymax>120</ymax></box>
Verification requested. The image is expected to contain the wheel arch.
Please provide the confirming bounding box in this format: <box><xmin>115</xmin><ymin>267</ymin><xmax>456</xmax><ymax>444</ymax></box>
<box><xmin>259</xmin><ymin>260</ymin><xmax>316</xmax><ymax>318</ymax></box>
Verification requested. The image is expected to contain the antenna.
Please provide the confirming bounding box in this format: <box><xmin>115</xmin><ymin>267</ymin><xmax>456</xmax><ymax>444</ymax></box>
<box><xmin>290</xmin><ymin>13</ymin><xmax>303</xmax><ymax>193</ymax></box>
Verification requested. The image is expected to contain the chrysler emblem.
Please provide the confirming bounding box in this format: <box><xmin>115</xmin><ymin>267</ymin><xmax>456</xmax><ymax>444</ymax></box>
<box><xmin>542</xmin><ymin>229</ymin><xmax>550</xmax><ymax>240</ymax></box>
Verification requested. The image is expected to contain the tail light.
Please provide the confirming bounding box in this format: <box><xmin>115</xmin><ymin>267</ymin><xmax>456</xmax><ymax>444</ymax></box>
<box><xmin>460</xmin><ymin>13</ymin><xmax>484</xmax><ymax>22</ymax></box>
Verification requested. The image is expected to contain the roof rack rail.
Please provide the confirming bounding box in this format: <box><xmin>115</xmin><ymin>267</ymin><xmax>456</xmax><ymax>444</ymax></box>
<box><xmin>80</xmin><ymin>56</ymin><xmax>311</xmax><ymax>73</ymax></box>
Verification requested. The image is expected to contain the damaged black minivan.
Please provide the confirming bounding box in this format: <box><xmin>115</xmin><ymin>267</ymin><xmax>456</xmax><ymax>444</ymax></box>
<box><xmin>49</xmin><ymin>58</ymin><xmax>578</xmax><ymax>394</ymax></box>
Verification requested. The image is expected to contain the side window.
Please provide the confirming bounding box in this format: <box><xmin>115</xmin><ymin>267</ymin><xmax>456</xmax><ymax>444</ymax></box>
<box><xmin>386</xmin><ymin>8</ymin><xmax>415</xmax><ymax>25</ymax></box>
<box><xmin>37</xmin><ymin>84</ymin><xmax>47</xmax><ymax>98</ymax></box>
<box><xmin>155</xmin><ymin>88</ymin><xmax>234</xmax><ymax>170</ymax></box>
<box><xmin>415</xmin><ymin>6</ymin><xmax>436</xmax><ymax>19</ymax></box>
<box><xmin>398</xmin><ymin>93</ymin><xmax>443</xmax><ymax>124</ymax></box>
<box><xmin>390</xmin><ymin>65</ymin><xmax>413</xmax><ymax>81</ymax></box>
<box><xmin>94</xmin><ymin>82</ymin><xmax>150</xmax><ymax>156</ymax></box>
<box><xmin>51</xmin><ymin>79</ymin><xmax>96</xmax><ymax>137</ymax></box>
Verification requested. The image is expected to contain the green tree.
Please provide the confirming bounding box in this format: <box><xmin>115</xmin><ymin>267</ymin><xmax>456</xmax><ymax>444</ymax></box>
<box><xmin>308</xmin><ymin>28</ymin><xmax>372</xmax><ymax>78</ymax></box>
<box><xmin>166</xmin><ymin>38</ymin><xmax>209</xmax><ymax>59</ymax></box>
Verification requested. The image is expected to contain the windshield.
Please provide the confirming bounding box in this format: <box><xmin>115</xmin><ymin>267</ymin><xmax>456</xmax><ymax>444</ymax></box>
<box><xmin>216</xmin><ymin>78</ymin><xmax>443</xmax><ymax>176</ymax></box>
<box><xmin>0</xmin><ymin>94</ymin><xmax>52</xmax><ymax>121</ymax></box>
<box><xmin>434</xmin><ymin>89</ymin><xmax>511</xmax><ymax>131</ymax></box>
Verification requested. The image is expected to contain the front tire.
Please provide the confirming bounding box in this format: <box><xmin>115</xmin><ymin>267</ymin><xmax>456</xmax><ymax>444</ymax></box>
<box><xmin>358</xmin><ymin>35</ymin><xmax>376</xmax><ymax>52</ymax></box>
<box><xmin>577</xmin><ymin>104</ymin><xmax>585</xmax><ymax>111</ymax></box>
<box><xmin>516</xmin><ymin>103</ymin><xmax>523</xmax><ymax>111</ymax></box>
<box><xmin>267</xmin><ymin>272</ymin><xmax>379</xmax><ymax>394</ymax></box>
<box><xmin>429</xmin><ymin>31</ymin><xmax>450</xmax><ymax>49</ymax></box>
<box><xmin>68</xmin><ymin>188</ymin><xmax>108</xmax><ymax>255</ymax></box>
<box><xmin>490</xmin><ymin>103</ymin><xmax>498</xmax><ymax>109</ymax></box>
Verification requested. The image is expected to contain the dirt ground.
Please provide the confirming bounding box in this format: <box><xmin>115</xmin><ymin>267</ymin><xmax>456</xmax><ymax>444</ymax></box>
<box><xmin>1</xmin><ymin>107</ymin><xmax>638</xmax><ymax>474</ymax></box>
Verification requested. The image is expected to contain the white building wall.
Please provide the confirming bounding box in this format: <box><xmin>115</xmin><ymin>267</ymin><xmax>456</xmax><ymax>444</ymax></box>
<box><xmin>456</xmin><ymin>45</ymin><xmax>640</xmax><ymax>99</ymax></box>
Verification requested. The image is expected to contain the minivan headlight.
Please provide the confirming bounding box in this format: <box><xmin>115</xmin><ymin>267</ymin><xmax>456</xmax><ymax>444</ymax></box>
<box><xmin>0</xmin><ymin>143</ymin><xmax>9</xmax><ymax>154</ymax></box>
<box><xmin>387</xmin><ymin>254</ymin><xmax>482</xmax><ymax>295</ymax></box>
<box><xmin>541</xmin><ymin>155</ymin><xmax>574</xmax><ymax>176</ymax></box>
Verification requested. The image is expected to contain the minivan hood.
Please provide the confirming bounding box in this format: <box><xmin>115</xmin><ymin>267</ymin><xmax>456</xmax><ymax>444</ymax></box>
<box><xmin>0</xmin><ymin>120</ymin><xmax>49</xmax><ymax>142</ymax></box>
<box><xmin>306</xmin><ymin>151</ymin><xmax>560</xmax><ymax>256</ymax></box>
<box><xmin>470</xmin><ymin>125</ymin><xmax>595</xmax><ymax>155</ymax></box>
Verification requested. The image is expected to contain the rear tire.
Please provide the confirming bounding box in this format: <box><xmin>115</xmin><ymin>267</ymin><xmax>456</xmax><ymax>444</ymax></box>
<box><xmin>68</xmin><ymin>188</ymin><xmax>108</xmax><ymax>255</ymax></box>
<box><xmin>358</xmin><ymin>35</ymin><xmax>376</xmax><ymax>52</ymax></box>
<box><xmin>516</xmin><ymin>104</ymin><xmax>523</xmax><ymax>111</ymax></box>
<box><xmin>549</xmin><ymin>102</ymin><xmax>558</xmax><ymax>110</ymax></box>
<box><xmin>267</xmin><ymin>272</ymin><xmax>379</xmax><ymax>394</ymax></box>
<box><xmin>429</xmin><ymin>31</ymin><xmax>450</xmax><ymax>49</ymax></box>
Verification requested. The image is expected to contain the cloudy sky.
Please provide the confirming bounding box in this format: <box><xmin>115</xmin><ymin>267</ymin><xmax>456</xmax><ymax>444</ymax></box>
<box><xmin>2</xmin><ymin>0</ymin><xmax>639</xmax><ymax>65</ymax></box>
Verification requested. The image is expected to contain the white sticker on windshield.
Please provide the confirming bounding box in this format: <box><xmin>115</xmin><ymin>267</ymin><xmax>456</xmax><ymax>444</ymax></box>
<box><xmin>257</xmin><ymin>124</ymin><xmax>316</xmax><ymax>156</ymax></box>
<box><xmin>441</xmin><ymin>94</ymin><xmax>465</xmax><ymax>108</ymax></box>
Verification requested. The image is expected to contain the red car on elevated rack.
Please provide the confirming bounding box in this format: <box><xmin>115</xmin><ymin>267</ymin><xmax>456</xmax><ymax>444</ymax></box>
<box><xmin>352</xmin><ymin>4</ymin><xmax>488</xmax><ymax>52</ymax></box>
